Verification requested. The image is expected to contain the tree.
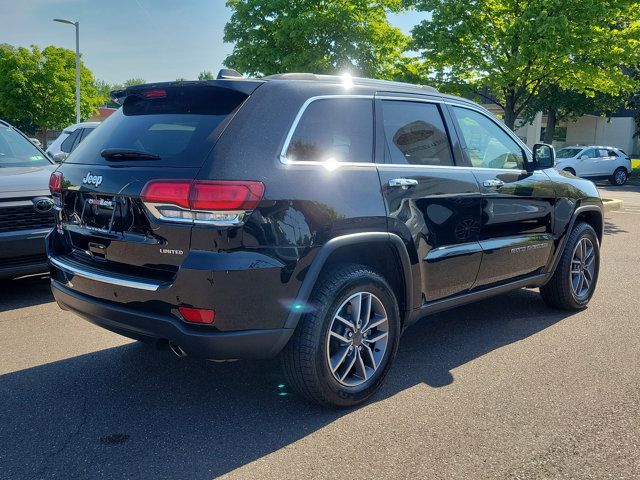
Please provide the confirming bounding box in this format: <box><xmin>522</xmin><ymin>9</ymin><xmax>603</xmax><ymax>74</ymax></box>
<box><xmin>410</xmin><ymin>0</ymin><xmax>640</xmax><ymax>129</ymax></box>
<box><xmin>223</xmin><ymin>0</ymin><xmax>410</xmax><ymax>78</ymax></box>
<box><xmin>198</xmin><ymin>70</ymin><xmax>214</xmax><ymax>80</ymax></box>
<box><xmin>0</xmin><ymin>44</ymin><xmax>101</xmax><ymax>145</ymax></box>
<box><xmin>123</xmin><ymin>78</ymin><xmax>146</xmax><ymax>87</ymax></box>
<box><xmin>522</xmin><ymin>85</ymin><xmax>622</xmax><ymax>144</ymax></box>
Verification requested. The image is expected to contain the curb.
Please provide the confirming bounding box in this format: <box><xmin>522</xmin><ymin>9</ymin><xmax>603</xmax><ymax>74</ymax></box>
<box><xmin>602</xmin><ymin>199</ymin><xmax>623</xmax><ymax>212</ymax></box>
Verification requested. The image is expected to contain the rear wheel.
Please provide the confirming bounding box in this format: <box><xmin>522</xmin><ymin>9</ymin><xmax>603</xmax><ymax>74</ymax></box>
<box><xmin>609</xmin><ymin>167</ymin><xmax>628</xmax><ymax>186</ymax></box>
<box><xmin>540</xmin><ymin>222</ymin><xmax>599</xmax><ymax>310</ymax></box>
<box><xmin>281</xmin><ymin>264</ymin><xmax>400</xmax><ymax>407</ymax></box>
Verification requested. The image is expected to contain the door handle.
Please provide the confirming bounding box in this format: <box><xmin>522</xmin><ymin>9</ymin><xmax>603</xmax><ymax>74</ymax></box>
<box><xmin>483</xmin><ymin>179</ymin><xmax>504</xmax><ymax>188</ymax></box>
<box><xmin>389</xmin><ymin>178</ymin><xmax>418</xmax><ymax>188</ymax></box>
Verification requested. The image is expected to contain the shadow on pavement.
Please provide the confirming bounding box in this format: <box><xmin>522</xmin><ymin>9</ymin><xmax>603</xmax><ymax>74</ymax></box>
<box><xmin>604</xmin><ymin>220</ymin><xmax>628</xmax><ymax>236</ymax></box>
<box><xmin>0</xmin><ymin>289</ymin><xmax>576</xmax><ymax>479</ymax></box>
<box><xmin>0</xmin><ymin>275</ymin><xmax>53</xmax><ymax>313</ymax></box>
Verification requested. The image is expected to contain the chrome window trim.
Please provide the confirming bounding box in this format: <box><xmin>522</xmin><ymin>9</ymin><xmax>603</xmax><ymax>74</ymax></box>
<box><xmin>278</xmin><ymin>93</ymin><xmax>533</xmax><ymax>172</ymax></box>
<box><xmin>50</xmin><ymin>256</ymin><xmax>162</xmax><ymax>291</ymax></box>
<box><xmin>279</xmin><ymin>95</ymin><xmax>375</xmax><ymax>166</ymax></box>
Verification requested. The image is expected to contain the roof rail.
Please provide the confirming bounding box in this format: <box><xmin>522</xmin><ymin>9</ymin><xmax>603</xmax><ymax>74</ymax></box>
<box><xmin>262</xmin><ymin>72</ymin><xmax>437</xmax><ymax>93</ymax></box>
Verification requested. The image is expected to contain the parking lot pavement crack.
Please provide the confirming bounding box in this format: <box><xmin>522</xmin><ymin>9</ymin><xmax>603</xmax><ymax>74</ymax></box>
<box><xmin>30</xmin><ymin>395</ymin><xmax>89</xmax><ymax>480</ymax></box>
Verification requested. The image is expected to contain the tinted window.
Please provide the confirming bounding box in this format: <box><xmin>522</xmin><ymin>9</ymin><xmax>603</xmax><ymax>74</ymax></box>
<box><xmin>78</xmin><ymin>127</ymin><xmax>95</xmax><ymax>143</ymax></box>
<box><xmin>557</xmin><ymin>148</ymin><xmax>582</xmax><ymax>158</ymax></box>
<box><xmin>607</xmin><ymin>149</ymin><xmax>618</xmax><ymax>157</ymax></box>
<box><xmin>285</xmin><ymin>98</ymin><xmax>373</xmax><ymax>163</ymax></box>
<box><xmin>597</xmin><ymin>149</ymin><xmax>609</xmax><ymax>157</ymax></box>
<box><xmin>381</xmin><ymin>101</ymin><xmax>454</xmax><ymax>166</ymax></box>
<box><xmin>452</xmin><ymin>107</ymin><xmax>525</xmax><ymax>170</ymax></box>
<box><xmin>583</xmin><ymin>149</ymin><xmax>596</xmax><ymax>158</ymax></box>
<box><xmin>60</xmin><ymin>129</ymin><xmax>81</xmax><ymax>153</ymax></box>
<box><xmin>0</xmin><ymin>126</ymin><xmax>50</xmax><ymax>167</ymax></box>
<box><xmin>67</xmin><ymin>86</ymin><xmax>248</xmax><ymax>167</ymax></box>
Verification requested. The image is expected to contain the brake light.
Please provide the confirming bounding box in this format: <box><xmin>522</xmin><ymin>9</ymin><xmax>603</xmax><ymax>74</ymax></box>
<box><xmin>140</xmin><ymin>181</ymin><xmax>191</xmax><ymax>209</ymax></box>
<box><xmin>140</xmin><ymin>180</ymin><xmax>265</xmax><ymax>225</ymax></box>
<box><xmin>141</xmin><ymin>89</ymin><xmax>167</xmax><ymax>99</ymax></box>
<box><xmin>178</xmin><ymin>306</ymin><xmax>215</xmax><ymax>324</ymax></box>
<box><xmin>49</xmin><ymin>171</ymin><xmax>63</xmax><ymax>195</ymax></box>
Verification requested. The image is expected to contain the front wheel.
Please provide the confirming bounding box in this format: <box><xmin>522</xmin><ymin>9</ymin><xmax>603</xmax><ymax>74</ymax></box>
<box><xmin>281</xmin><ymin>264</ymin><xmax>400</xmax><ymax>407</ymax></box>
<box><xmin>540</xmin><ymin>222</ymin><xmax>600</xmax><ymax>310</ymax></box>
<box><xmin>609</xmin><ymin>167</ymin><xmax>628</xmax><ymax>186</ymax></box>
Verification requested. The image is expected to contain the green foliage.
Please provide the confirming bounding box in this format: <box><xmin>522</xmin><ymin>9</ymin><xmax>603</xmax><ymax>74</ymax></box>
<box><xmin>123</xmin><ymin>78</ymin><xmax>146</xmax><ymax>87</ymax></box>
<box><xmin>223</xmin><ymin>0</ymin><xmax>411</xmax><ymax>79</ymax></box>
<box><xmin>198</xmin><ymin>70</ymin><xmax>215</xmax><ymax>80</ymax></box>
<box><xmin>0</xmin><ymin>45</ymin><xmax>101</xmax><ymax>134</ymax></box>
<box><xmin>410</xmin><ymin>0</ymin><xmax>640</xmax><ymax>128</ymax></box>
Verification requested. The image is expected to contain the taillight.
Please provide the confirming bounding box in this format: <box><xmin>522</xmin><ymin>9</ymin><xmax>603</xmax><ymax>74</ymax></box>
<box><xmin>49</xmin><ymin>171</ymin><xmax>63</xmax><ymax>195</ymax></box>
<box><xmin>140</xmin><ymin>180</ymin><xmax>265</xmax><ymax>225</ymax></box>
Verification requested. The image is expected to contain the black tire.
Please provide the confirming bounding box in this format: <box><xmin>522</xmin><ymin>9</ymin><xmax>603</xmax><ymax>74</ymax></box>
<box><xmin>563</xmin><ymin>168</ymin><xmax>576</xmax><ymax>176</ymax></box>
<box><xmin>281</xmin><ymin>264</ymin><xmax>401</xmax><ymax>408</ymax></box>
<box><xmin>540</xmin><ymin>222</ymin><xmax>600</xmax><ymax>310</ymax></box>
<box><xmin>609</xmin><ymin>167</ymin><xmax>628</xmax><ymax>186</ymax></box>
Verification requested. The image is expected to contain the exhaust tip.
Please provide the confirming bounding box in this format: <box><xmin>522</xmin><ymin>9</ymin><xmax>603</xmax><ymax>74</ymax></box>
<box><xmin>169</xmin><ymin>342</ymin><xmax>187</xmax><ymax>358</ymax></box>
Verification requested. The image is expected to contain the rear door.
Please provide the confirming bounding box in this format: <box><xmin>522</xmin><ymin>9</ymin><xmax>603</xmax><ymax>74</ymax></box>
<box><xmin>576</xmin><ymin>148</ymin><xmax>599</xmax><ymax>176</ymax></box>
<box><xmin>54</xmin><ymin>84</ymin><xmax>253</xmax><ymax>280</ymax></box>
<box><xmin>447</xmin><ymin>105</ymin><xmax>556</xmax><ymax>287</ymax></box>
<box><xmin>375</xmin><ymin>95</ymin><xmax>483</xmax><ymax>302</ymax></box>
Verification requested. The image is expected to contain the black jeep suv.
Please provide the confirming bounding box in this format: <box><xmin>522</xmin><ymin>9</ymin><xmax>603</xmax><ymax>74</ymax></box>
<box><xmin>47</xmin><ymin>73</ymin><xmax>603</xmax><ymax>407</ymax></box>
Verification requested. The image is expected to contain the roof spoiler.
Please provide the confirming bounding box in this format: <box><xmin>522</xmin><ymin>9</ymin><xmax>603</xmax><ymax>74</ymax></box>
<box><xmin>110</xmin><ymin>77</ymin><xmax>262</xmax><ymax>105</ymax></box>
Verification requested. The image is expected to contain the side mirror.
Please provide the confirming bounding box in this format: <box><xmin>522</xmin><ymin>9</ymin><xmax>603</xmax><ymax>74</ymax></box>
<box><xmin>580</xmin><ymin>155</ymin><xmax>589</xmax><ymax>160</ymax></box>
<box><xmin>52</xmin><ymin>152</ymin><xmax>67</xmax><ymax>163</ymax></box>
<box><xmin>533</xmin><ymin>143</ymin><xmax>555</xmax><ymax>169</ymax></box>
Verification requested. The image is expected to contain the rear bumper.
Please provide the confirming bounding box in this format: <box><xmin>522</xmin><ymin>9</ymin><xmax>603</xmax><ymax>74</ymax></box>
<box><xmin>0</xmin><ymin>228</ymin><xmax>50</xmax><ymax>279</ymax></box>
<box><xmin>51</xmin><ymin>279</ymin><xmax>294</xmax><ymax>360</ymax></box>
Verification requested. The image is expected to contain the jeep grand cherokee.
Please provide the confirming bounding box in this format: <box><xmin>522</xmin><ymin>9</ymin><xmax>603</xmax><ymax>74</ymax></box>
<box><xmin>47</xmin><ymin>73</ymin><xmax>603</xmax><ymax>407</ymax></box>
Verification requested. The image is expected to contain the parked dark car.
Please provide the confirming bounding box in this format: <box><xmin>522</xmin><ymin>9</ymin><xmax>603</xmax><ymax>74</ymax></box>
<box><xmin>47</xmin><ymin>74</ymin><xmax>603</xmax><ymax>407</ymax></box>
<box><xmin>0</xmin><ymin>119</ymin><xmax>56</xmax><ymax>280</ymax></box>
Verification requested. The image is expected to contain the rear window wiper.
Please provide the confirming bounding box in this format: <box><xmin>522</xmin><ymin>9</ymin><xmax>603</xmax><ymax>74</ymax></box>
<box><xmin>100</xmin><ymin>148</ymin><xmax>161</xmax><ymax>160</ymax></box>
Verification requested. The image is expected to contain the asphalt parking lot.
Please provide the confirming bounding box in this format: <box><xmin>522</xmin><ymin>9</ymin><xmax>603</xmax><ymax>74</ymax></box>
<box><xmin>1</xmin><ymin>186</ymin><xmax>639</xmax><ymax>480</ymax></box>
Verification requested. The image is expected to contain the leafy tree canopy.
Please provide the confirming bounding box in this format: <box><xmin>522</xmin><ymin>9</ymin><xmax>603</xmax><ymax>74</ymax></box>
<box><xmin>198</xmin><ymin>70</ymin><xmax>215</xmax><ymax>80</ymax></box>
<box><xmin>224</xmin><ymin>0</ymin><xmax>411</xmax><ymax>78</ymax></box>
<box><xmin>0</xmin><ymin>45</ymin><xmax>101</xmax><ymax>136</ymax></box>
<box><xmin>410</xmin><ymin>0</ymin><xmax>640</xmax><ymax>128</ymax></box>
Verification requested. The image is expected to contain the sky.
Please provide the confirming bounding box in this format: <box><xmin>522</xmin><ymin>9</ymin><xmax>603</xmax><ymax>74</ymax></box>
<box><xmin>1</xmin><ymin>0</ymin><xmax>428</xmax><ymax>85</ymax></box>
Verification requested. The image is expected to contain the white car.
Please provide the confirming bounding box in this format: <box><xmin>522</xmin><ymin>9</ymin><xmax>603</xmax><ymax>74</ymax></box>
<box><xmin>46</xmin><ymin>122</ymin><xmax>99</xmax><ymax>162</ymax></box>
<box><xmin>555</xmin><ymin>145</ymin><xmax>632</xmax><ymax>185</ymax></box>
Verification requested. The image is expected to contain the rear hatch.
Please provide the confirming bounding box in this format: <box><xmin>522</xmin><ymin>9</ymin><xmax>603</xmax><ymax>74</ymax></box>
<box><xmin>52</xmin><ymin>82</ymin><xmax>260</xmax><ymax>282</ymax></box>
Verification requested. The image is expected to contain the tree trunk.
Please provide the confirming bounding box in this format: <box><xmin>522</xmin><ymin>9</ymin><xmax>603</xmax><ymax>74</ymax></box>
<box><xmin>39</xmin><ymin>129</ymin><xmax>48</xmax><ymax>149</ymax></box>
<box><xmin>503</xmin><ymin>97</ymin><xmax>517</xmax><ymax>130</ymax></box>
<box><xmin>544</xmin><ymin>108</ymin><xmax>557</xmax><ymax>145</ymax></box>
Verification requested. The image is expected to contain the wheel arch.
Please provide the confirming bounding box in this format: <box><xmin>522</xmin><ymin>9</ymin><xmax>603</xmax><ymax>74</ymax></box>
<box><xmin>547</xmin><ymin>204</ymin><xmax>603</xmax><ymax>277</ymax></box>
<box><xmin>284</xmin><ymin>232</ymin><xmax>414</xmax><ymax>330</ymax></box>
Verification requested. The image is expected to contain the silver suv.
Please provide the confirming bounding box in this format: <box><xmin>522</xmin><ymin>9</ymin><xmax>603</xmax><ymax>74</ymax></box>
<box><xmin>555</xmin><ymin>145</ymin><xmax>632</xmax><ymax>185</ymax></box>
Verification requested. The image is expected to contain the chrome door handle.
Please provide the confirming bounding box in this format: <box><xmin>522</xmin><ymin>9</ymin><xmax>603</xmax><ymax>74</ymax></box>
<box><xmin>389</xmin><ymin>178</ymin><xmax>418</xmax><ymax>188</ymax></box>
<box><xmin>483</xmin><ymin>179</ymin><xmax>504</xmax><ymax>188</ymax></box>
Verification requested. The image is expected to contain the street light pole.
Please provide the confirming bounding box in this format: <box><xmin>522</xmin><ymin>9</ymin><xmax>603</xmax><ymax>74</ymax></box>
<box><xmin>53</xmin><ymin>18</ymin><xmax>81</xmax><ymax>124</ymax></box>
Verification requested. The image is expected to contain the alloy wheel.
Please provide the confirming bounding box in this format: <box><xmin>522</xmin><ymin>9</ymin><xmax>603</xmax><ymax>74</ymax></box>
<box><xmin>614</xmin><ymin>169</ymin><xmax>627</xmax><ymax>185</ymax></box>
<box><xmin>570</xmin><ymin>237</ymin><xmax>596</xmax><ymax>300</ymax></box>
<box><xmin>326</xmin><ymin>292</ymin><xmax>389</xmax><ymax>387</ymax></box>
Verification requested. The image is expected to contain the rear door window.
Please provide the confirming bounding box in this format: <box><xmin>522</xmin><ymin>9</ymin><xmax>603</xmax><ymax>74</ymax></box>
<box><xmin>381</xmin><ymin>100</ymin><xmax>454</xmax><ymax>166</ymax></box>
<box><xmin>66</xmin><ymin>86</ymin><xmax>249</xmax><ymax>167</ymax></box>
<box><xmin>284</xmin><ymin>98</ymin><xmax>373</xmax><ymax>163</ymax></box>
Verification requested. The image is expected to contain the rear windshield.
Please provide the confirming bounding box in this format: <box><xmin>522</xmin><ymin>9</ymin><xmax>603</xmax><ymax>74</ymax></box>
<box><xmin>0</xmin><ymin>126</ymin><xmax>51</xmax><ymax>167</ymax></box>
<box><xmin>66</xmin><ymin>86</ymin><xmax>248</xmax><ymax>167</ymax></box>
<box><xmin>556</xmin><ymin>148</ymin><xmax>582</xmax><ymax>159</ymax></box>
